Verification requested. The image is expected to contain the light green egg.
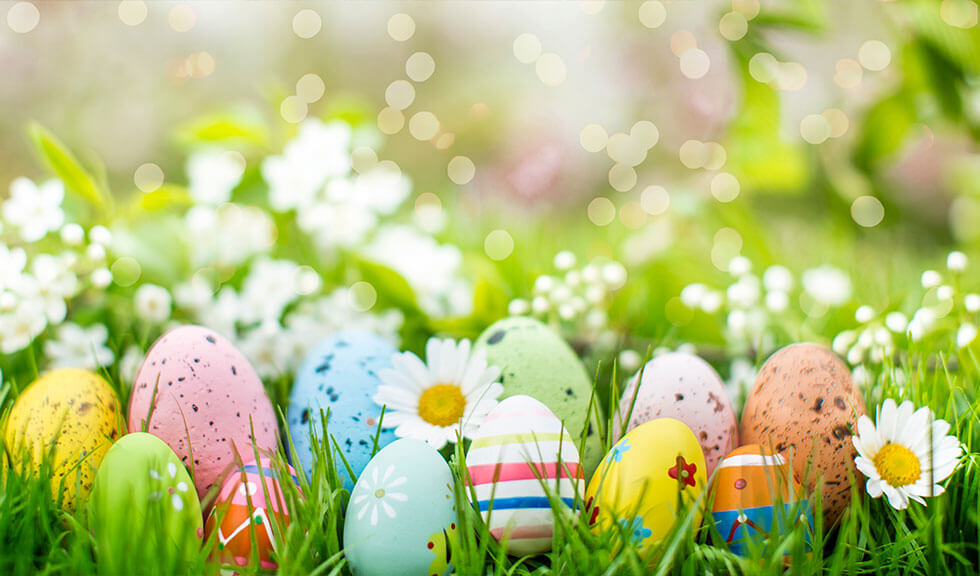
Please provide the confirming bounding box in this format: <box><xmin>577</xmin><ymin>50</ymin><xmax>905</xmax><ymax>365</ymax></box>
<box><xmin>344</xmin><ymin>439</ymin><xmax>457</xmax><ymax>576</ymax></box>
<box><xmin>475</xmin><ymin>317</ymin><xmax>602</xmax><ymax>477</ymax></box>
<box><xmin>87</xmin><ymin>432</ymin><xmax>203</xmax><ymax>572</ymax></box>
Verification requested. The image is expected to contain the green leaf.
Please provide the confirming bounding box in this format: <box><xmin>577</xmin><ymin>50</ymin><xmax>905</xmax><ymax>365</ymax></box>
<box><xmin>132</xmin><ymin>185</ymin><xmax>193</xmax><ymax>213</ymax></box>
<box><xmin>174</xmin><ymin>108</ymin><xmax>268</xmax><ymax>148</ymax></box>
<box><xmin>854</xmin><ymin>93</ymin><xmax>915</xmax><ymax>172</ymax></box>
<box><xmin>354</xmin><ymin>257</ymin><xmax>420</xmax><ymax>312</ymax></box>
<box><xmin>28</xmin><ymin>123</ymin><xmax>108</xmax><ymax>210</ymax></box>
<box><xmin>472</xmin><ymin>277</ymin><xmax>509</xmax><ymax>322</ymax></box>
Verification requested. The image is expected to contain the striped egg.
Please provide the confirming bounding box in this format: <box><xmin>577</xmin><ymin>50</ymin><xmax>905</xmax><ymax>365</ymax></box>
<box><xmin>466</xmin><ymin>395</ymin><xmax>583</xmax><ymax>556</ymax></box>
<box><xmin>710</xmin><ymin>444</ymin><xmax>812</xmax><ymax>556</ymax></box>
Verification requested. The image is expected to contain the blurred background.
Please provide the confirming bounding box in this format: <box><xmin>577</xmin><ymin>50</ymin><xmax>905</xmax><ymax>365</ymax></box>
<box><xmin>1</xmin><ymin>0</ymin><xmax>979</xmax><ymax>401</ymax></box>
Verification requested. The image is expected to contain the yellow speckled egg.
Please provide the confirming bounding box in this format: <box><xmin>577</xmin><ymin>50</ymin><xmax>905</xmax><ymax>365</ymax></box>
<box><xmin>585</xmin><ymin>418</ymin><xmax>706</xmax><ymax>550</ymax></box>
<box><xmin>4</xmin><ymin>369</ymin><xmax>122</xmax><ymax>513</ymax></box>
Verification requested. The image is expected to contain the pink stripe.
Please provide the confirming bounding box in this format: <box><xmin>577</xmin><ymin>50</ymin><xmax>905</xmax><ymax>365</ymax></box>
<box><xmin>484</xmin><ymin>409</ymin><xmax>559</xmax><ymax>423</ymax></box>
<box><xmin>468</xmin><ymin>462</ymin><xmax>583</xmax><ymax>485</ymax></box>
<box><xmin>490</xmin><ymin>524</ymin><xmax>554</xmax><ymax>540</ymax></box>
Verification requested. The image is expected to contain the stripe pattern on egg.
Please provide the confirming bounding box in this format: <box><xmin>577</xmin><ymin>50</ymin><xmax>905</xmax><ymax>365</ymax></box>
<box><xmin>466</xmin><ymin>395</ymin><xmax>583</xmax><ymax>556</ymax></box>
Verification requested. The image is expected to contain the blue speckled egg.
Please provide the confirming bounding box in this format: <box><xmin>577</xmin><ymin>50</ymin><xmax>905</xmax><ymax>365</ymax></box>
<box><xmin>288</xmin><ymin>331</ymin><xmax>398</xmax><ymax>489</ymax></box>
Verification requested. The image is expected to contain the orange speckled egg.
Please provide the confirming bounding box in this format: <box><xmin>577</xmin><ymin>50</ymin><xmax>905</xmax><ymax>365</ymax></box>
<box><xmin>738</xmin><ymin>343</ymin><xmax>866</xmax><ymax>523</ymax></box>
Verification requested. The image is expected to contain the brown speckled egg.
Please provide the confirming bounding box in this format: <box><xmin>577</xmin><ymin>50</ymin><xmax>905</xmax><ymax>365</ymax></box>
<box><xmin>739</xmin><ymin>343</ymin><xmax>866</xmax><ymax>523</ymax></box>
<box><xmin>615</xmin><ymin>353</ymin><xmax>738</xmax><ymax>477</ymax></box>
<box><xmin>128</xmin><ymin>325</ymin><xmax>279</xmax><ymax>503</ymax></box>
<box><xmin>4</xmin><ymin>369</ymin><xmax>122</xmax><ymax>513</ymax></box>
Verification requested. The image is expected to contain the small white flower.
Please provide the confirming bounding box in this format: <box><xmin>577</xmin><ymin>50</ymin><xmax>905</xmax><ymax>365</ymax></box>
<box><xmin>802</xmin><ymin>266</ymin><xmax>852</xmax><ymax>307</ymax></box>
<box><xmin>297</xmin><ymin>201</ymin><xmax>377</xmax><ymax>249</ymax></box>
<box><xmin>185</xmin><ymin>204</ymin><xmax>275</xmax><ymax>267</ymax></box>
<box><xmin>966</xmin><ymin>294</ymin><xmax>980</xmax><ymax>313</ymax></box>
<box><xmin>618</xmin><ymin>349</ymin><xmax>642</xmax><ymax>373</ymax></box>
<box><xmin>86</xmin><ymin>243</ymin><xmax>107</xmax><ymax>262</ymax></box>
<box><xmin>601</xmin><ymin>262</ymin><xmax>628</xmax><ymax>290</ymax></box>
<box><xmin>855</xmin><ymin>306</ymin><xmax>875</xmax><ymax>324</ymax></box>
<box><xmin>585</xmin><ymin>309</ymin><xmax>607</xmax><ymax>330</ymax></box>
<box><xmin>534</xmin><ymin>275</ymin><xmax>556</xmax><ymax>295</ymax></box>
<box><xmin>507</xmin><ymin>298</ymin><xmax>530</xmax><ymax>315</ymax></box>
<box><xmin>728</xmin><ymin>256</ymin><xmax>752</xmax><ymax>277</ymax></box>
<box><xmin>726</xmin><ymin>357</ymin><xmax>756</xmax><ymax>399</ymax></box>
<box><xmin>957</xmin><ymin>323</ymin><xmax>977</xmax><ymax>348</ymax></box>
<box><xmin>238</xmin><ymin>321</ymin><xmax>295</xmax><ymax>378</ymax></box>
<box><xmin>700</xmin><ymin>291</ymin><xmax>723</xmax><ymax>313</ymax></box>
<box><xmin>31</xmin><ymin>254</ymin><xmax>79</xmax><ymax>323</ymax></box>
<box><xmin>0</xmin><ymin>245</ymin><xmax>27</xmax><ymax>291</ymax></box>
<box><xmin>45</xmin><ymin>322</ymin><xmax>114</xmax><ymax>370</ymax></box>
<box><xmin>852</xmin><ymin>399</ymin><xmax>963</xmax><ymax>510</ymax></box>
<box><xmin>352</xmin><ymin>464</ymin><xmax>408</xmax><ymax>526</ymax></box>
<box><xmin>936</xmin><ymin>285</ymin><xmax>954</xmax><ymax>302</ymax></box>
<box><xmin>0</xmin><ymin>298</ymin><xmax>47</xmax><ymax>354</ymax></box>
<box><xmin>947</xmin><ymin>251</ymin><xmax>968</xmax><ymax>272</ymax></box>
<box><xmin>531</xmin><ymin>295</ymin><xmax>550</xmax><ymax>314</ymax></box>
<box><xmin>727</xmin><ymin>275</ymin><xmax>760</xmax><ymax>308</ymax></box>
<box><xmin>60</xmin><ymin>223</ymin><xmax>84</xmax><ymax>246</ymax></box>
<box><xmin>2</xmin><ymin>178</ymin><xmax>65</xmax><ymax>242</ymax></box>
<box><xmin>89</xmin><ymin>225</ymin><xmax>112</xmax><ymax>247</ymax></box>
<box><xmin>553</xmin><ymin>250</ymin><xmax>577</xmax><ymax>271</ymax></box>
<box><xmin>90</xmin><ymin>268</ymin><xmax>113</xmax><ymax>288</ymax></box>
<box><xmin>680</xmin><ymin>283</ymin><xmax>707</xmax><ymax>308</ymax></box>
<box><xmin>763</xmin><ymin>265</ymin><xmax>794</xmax><ymax>292</ymax></box>
<box><xmin>119</xmin><ymin>346</ymin><xmax>144</xmax><ymax>385</ymax></box>
<box><xmin>765</xmin><ymin>290</ymin><xmax>788</xmax><ymax>313</ymax></box>
<box><xmin>907</xmin><ymin>308</ymin><xmax>935</xmax><ymax>342</ymax></box>
<box><xmin>186</xmin><ymin>148</ymin><xmax>245</xmax><ymax>205</ymax></box>
<box><xmin>238</xmin><ymin>258</ymin><xmax>303</xmax><ymax>325</ymax></box>
<box><xmin>921</xmin><ymin>270</ymin><xmax>942</xmax><ymax>289</ymax></box>
<box><xmin>833</xmin><ymin>330</ymin><xmax>857</xmax><ymax>356</ymax></box>
<box><xmin>135</xmin><ymin>284</ymin><xmax>173</xmax><ymax>324</ymax></box>
<box><xmin>373</xmin><ymin>338</ymin><xmax>503</xmax><ymax>449</ymax></box>
<box><xmin>885</xmin><ymin>312</ymin><xmax>909</xmax><ymax>333</ymax></box>
<box><xmin>263</xmin><ymin>119</ymin><xmax>352</xmax><ymax>212</ymax></box>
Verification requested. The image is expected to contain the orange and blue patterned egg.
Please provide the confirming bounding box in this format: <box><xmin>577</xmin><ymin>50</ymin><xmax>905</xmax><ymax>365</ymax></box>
<box><xmin>465</xmin><ymin>395</ymin><xmax>583</xmax><ymax>556</ymax></box>
<box><xmin>205</xmin><ymin>457</ymin><xmax>301</xmax><ymax>571</ymax></box>
<box><xmin>710</xmin><ymin>444</ymin><xmax>812</xmax><ymax>556</ymax></box>
<box><xmin>585</xmin><ymin>418</ymin><xmax>706</xmax><ymax>550</ymax></box>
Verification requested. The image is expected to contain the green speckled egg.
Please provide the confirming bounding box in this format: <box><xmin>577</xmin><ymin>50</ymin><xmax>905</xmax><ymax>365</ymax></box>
<box><xmin>3</xmin><ymin>369</ymin><xmax>122</xmax><ymax>513</ymax></box>
<box><xmin>87</xmin><ymin>433</ymin><xmax>203</xmax><ymax>569</ymax></box>
<box><xmin>475</xmin><ymin>317</ymin><xmax>601</xmax><ymax>475</ymax></box>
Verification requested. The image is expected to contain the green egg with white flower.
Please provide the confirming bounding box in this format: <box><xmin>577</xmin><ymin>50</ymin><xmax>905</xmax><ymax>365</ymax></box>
<box><xmin>475</xmin><ymin>317</ymin><xmax>601</xmax><ymax>476</ymax></box>
<box><xmin>87</xmin><ymin>433</ymin><xmax>203</xmax><ymax>570</ymax></box>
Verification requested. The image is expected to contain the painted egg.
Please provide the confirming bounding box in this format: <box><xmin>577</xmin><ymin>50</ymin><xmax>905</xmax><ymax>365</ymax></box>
<box><xmin>4</xmin><ymin>368</ymin><xmax>121</xmax><ymax>512</ymax></box>
<box><xmin>710</xmin><ymin>444</ymin><xmax>812</xmax><ymax>556</ymax></box>
<box><xmin>205</xmin><ymin>457</ymin><xmax>300</xmax><ymax>570</ymax></box>
<box><xmin>585</xmin><ymin>418</ymin><xmax>706</xmax><ymax>550</ymax></box>
<box><xmin>287</xmin><ymin>331</ymin><xmax>397</xmax><ymax>490</ymax></box>
<box><xmin>615</xmin><ymin>352</ymin><xmax>738</xmax><ymax>477</ymax></box>
<box><xmin>344</xmin><ymin>439</ymin><xmax>457</xmax><ymax>576</ymax></box>
<box><xmin>87</xmin><ymin>432</ymin><xmax>203</xmax><ymax>569</ymax></box>
<box><xmin>474</xmin><ymin>317</ymin><xmax>600</xmax><ymax>475</ymax></box>
<box><xmin>128</xmin><ymin>325</ymin><xmax>280</xmax><ymax>502</ymax></box>
<box><xmin>739</xmin><ymin>343</ymin><xmax>866</xmax><ymax>523</ymax></box>
<box><xmin>466</xmin><ymin>395</ymin><xmax>583</xmax><ymax>556</ymax></box>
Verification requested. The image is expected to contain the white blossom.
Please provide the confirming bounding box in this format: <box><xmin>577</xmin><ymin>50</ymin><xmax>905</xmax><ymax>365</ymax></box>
<box><xmin>2</xmin><ymin>178</ymin><xmax>65</xmax><ymax>242</ymax></box>
<box><xmin>947</xmin><ymin>251</ymin><xmax>968</xmax><ymax>272</ymax></box>
<box><xmin>0</xmin><ymin>298</ymin><xmax>46</xmax><ymax>354</ymax></box>
<box><xmin>262</xmin><ymin>119</ymin><xmax>352</xmax><ymax>212</ymax></box>
<box><xmin>45</xmin><ymin>322</ymin><xmax>114</xmax><ymax>370</ymax></box>
<box><xmin>957</xmin><ymin>323</ymin><xmax>977</xmax><ymax>348</ymax></box>
<box><xmin>135</xmin><ymin>284</ymin><xmax>173</xmax><ymax>324</ymax></box>
<box><xmin>802</xmin><ymin>266</ymin><xmax>852</xmax><ymax>307</ymax></box>
<box><xmin>186</xmin><ymin>148</ymin><xmax>245</xmax><ymax>205</ymax></box>
<box><xmin>184</xmin><ymin>204</ymin><xmax>274</xmax><ymax>268</ymax></box>
<box><xmin>763</xmin><ymin>265</ymin><xmax>794</xmax><ymax>292</ymax></box>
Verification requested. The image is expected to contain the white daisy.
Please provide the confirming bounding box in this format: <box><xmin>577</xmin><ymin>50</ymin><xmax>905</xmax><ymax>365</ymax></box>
<box><xmin>852</xmin><ymin>399</ymin><xmax>963</xmax><ymax>510</ymax></box>
<box><xmin>373</xmin><ymin>338</ymin><xmax>503</xmax><ymax>449</ymax></box>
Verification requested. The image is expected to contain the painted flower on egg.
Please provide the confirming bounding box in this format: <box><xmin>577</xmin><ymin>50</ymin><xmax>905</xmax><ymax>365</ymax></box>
<box><xmin>352</xmin><ymin>463</ymin><xmax>409</xmax><ymax>526</ymax></box>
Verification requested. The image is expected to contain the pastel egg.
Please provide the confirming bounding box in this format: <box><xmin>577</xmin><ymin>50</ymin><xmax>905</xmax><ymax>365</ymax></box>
<box><xmin>205</xmin><ymin>457</ymin><xmax>300</xmax><ymax>570</ymax></box>
<box><xmin>287</xmin><ymin>331</ymin><xmax>397</xmax><ymax>490</ymax></box>
<box><xmin>585</xmin><ymin>418</ymin><xmax>706</xmax><ymax>550</ymax></box>
<box><xmin>4</xmin><ymin>368</ymin><xmax>122</xmax><ymax>512</ymax></box>
<box><xmin>87</xmin><ymin>432</ymin><xmax>203</xmax><ymax>570</ymax></box>
<box><xmin>474</xmin><ymin>317</ymin><xmax>600</xmax><ymax>475</ymax></box>
<box><xmin>739</xmin><ymin>343</ymin><xmax>866</xmax><ymax>523</ymax></box>
<box><xmin>344</xmin><ymin>439</ymin><xmax>457</xmax><ymax>576</ymax></box>
<box><xmin>466</xmin><ymin>395</ymin><xmax>583</xmax><ymax>556</ymax></box>
<box><xmin>616</xmin><ymin>352</ymin><xmax>738</xmax><ymax>477</ymax></box>
<box><xmin>710</xmin><ymin>444</ymin><xmax>812</xmax><ymax>556</ymax></box>
<box><xmin>128</xmin><ymin>325</ymin><xmax>280</xmax><ymax>502</ymax></box>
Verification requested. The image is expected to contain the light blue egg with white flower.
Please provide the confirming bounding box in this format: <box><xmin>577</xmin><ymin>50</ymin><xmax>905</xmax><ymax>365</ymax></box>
<box><xmin>287</xmin><ymin>331</ymin><xmax>397</xmax><ymax>490</ymax></box>
<box><xmin>344</xmin><ymin>439</ymin><xmax>457</xmax><ymax>576</ymax></box>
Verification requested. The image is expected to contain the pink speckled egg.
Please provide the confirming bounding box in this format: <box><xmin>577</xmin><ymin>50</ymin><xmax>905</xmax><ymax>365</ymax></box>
<box><xmin>128</xmin><ymin>325</ymin><xmax>280</xmax><ymax>503</ymax></box>
<box><xmin>615</xmin><ymin>352</ymin><xmax>737</xmax><ymax>477</ymax></box>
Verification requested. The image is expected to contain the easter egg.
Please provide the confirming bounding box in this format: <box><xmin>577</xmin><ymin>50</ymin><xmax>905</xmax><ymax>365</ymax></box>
<box><xmin>87</xmin><ymin>432</ymin><xmax>203</xmax><ymax>569</ymax></box>
<box><xmin>4</xmin><ymin>369</ymin><xmax>121</xmax><ymax>512</ymax></box>
<box><xmin>739</xmin><ymin>343</ymin><xmax>866</xmax><ymax>523</ymax></box>
<box><xmin>615</xmin><ymin>352</ymin><xmax>738</xmax><ymax>477</ymax></box>
<box><xmin>466</xmin><ymin>395</ymin><xmax>583</xmax><ymax>556</ymax></box>
<box><xmin>205</xmin><ymin>457</ymin><xmax>300</xmax><ymax>570</ymax></box>
<box><xmin>474</xmin><ymin>317</ymin><xmax>600</xmax><ymax>474</ymax></box>
<box><xmin>585</xmin><ymin>418</ymin><xmax>706</xmax><ymax>550</ymax></box>
<box><xmin>710</xmin><ymin>445</ymin><xmax>812</xmax><ymax>556</ymax></box>
<box><xmin>128</xmin><ymin>325</ymin><xmax>280</xmax><ymax>502</ymax></box>
<box><xmin>287</xmin><ymin>331</ymin><xmax>397</xmax><ymax>490</ymax></box>
<box><xmin>344</xmin><ymin>439</ymin><xmax>457</xmax><ymax>576</ymax></box>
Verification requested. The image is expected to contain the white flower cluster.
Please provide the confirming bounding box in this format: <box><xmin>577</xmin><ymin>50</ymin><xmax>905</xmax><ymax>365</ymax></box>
<box><xmin>0</xmin><ymin>179</ymin><xmax>115</xmax><ymax>364</ymax></box>
<box><xmin>507</xmin><ymin>251</ymin><xmax>627</xmax><ymax>344</ymax></box>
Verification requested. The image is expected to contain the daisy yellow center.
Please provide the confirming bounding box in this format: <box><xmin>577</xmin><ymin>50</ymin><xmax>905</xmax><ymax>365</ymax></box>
<box><xmin>873</xmin><ymin>443</ymin><xmax>921</xmax><ymax>487</ymax></box>
<box><xmin>418</xmin><ymin>384</ymin><xmax>466</xmax><ymax>427</ymax></box>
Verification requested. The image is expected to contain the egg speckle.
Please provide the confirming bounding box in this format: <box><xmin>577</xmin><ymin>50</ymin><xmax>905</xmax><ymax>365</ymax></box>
<box><xmin>128</xmin><ymin>325</ymin><xmax>280</xmax><ymax>502</ymax></box>
<box><xmin>4</xmin><ymin>369</ymin><xmax>121</xmax><ymax>512</ymax></box>
<box><xmin>739</xmin><ymin>343</ymin><xmax>866</xmax><ymax>523</ymax></box>
<box><xmin>616</xmin><ymin>353</ymin><xmax>737</xmax><ymax>477</ymax></box>
<box><xmin>288</xmin><ymin>331</ymin><xmax>397</xmax><ymax>489</ymax></box>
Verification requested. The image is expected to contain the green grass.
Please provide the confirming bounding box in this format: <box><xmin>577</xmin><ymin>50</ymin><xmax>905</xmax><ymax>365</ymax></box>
<box><xmin>0</xmin><ymin>339</ymin><xmax>977</xmax><ymax>575</ymax></box>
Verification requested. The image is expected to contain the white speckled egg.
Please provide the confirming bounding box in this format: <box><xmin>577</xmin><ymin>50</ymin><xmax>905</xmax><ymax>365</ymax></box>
<box><xmin>616</xmin><ymin>353</ymin><xmax>737</xmax><ymax>477</ymax></box>
<box><xmin>466</xmin><ymin>395</ymin><xmax>582</xmax><ymax>556</ymax></box>
<box><xmin>344</xmin><ymin>439</ymin><xmax>457</xmax><ymax>576</ymax></box>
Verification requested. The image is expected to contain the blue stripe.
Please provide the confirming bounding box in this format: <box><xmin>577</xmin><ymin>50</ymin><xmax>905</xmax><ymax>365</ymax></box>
<box><xmin>241</xmin><ymin>465</ymin><xmax>301</xmax><ymax>487</ymax></box>
<box><xmin>476</xmin><ymin>497</ymin><xmax>575</xmax><ymax>512</ymax></box>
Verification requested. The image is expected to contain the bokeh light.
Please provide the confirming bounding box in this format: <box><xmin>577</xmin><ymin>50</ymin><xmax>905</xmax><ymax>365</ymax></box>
<box><xmin>292</xmin><ymin>9</ymin><xmax>321</xmax><ymax>38</ymax></box>
<box><xmin>409</xmin><ymin>111</ymin><xmax>440</xmax><ymax>140</ymax></box>
<box><xmin>580</xmin><ymin>123</ymin><xmax>608</xmax><ymax>152</ymax></box>
<box><xmin>447</xmin><ymin>156</ymin><xmax>475</xmax><ymax>185</ymax></box>
<box><xmin>296</xmin><ymin>73</ymin><xmax>325</xmax><ymax>103</ymax></box>
<box><xmin>118</xmin><ymin>1</ymin><xmax>147</xmax><ymax>26</ymax></box>
<box><xmin>134</xmin><ymin>163</ymin><xmax>164</xmax><ymax>193</ymax></box>
<box><xmin>387</xmin><ymin>13</ymin><xmax>415</xmax><ymax>41</ymax></box>
<box><xmin>513</xmin><ymin>33</ymin><xmax>542</xmax><ymax>64</ymax></box>
<box><xmin>851</xmin><ymin>196</ymin><xmax>885</xmax><ymax>227</ymax></box>
<box><xmin>385</xmin><ymin>80</ymin><xmax>415</xmax><ymax>110</ymax></box>
<box><xmin>719</xmin><ymin>12</ymin><xmax>748</xmax><ymax>41</ymax></box>
<box><xmin>640</xmin><ymin>185</ymin><xmax>670</xmax><ymax>215</ymax></box>
<box><xmin>406</xmin><ymin>52</ymin><xmax>435</xmax><ymax>81</ymax></box>
<box><xmin>800</xmin><ymin>114</ymin><xmax>831</xmax><ymax>144</ymax></box>
<box><xmin>638</xmin><ymin>1</ymin><xmax>667</xmax><ymax>29</ymax></box>
<box><xmin>535</xmin><ymin>52</ymin><xmax>567</xmax><ymax>86</ymax></box>
<box><xmin>858</xmin><ymin>40</ymin><xmax>891</xmax><ymax>71</ymax></box>
<box><xmin>7</xmin><ymin>1</ymin><xmax>39</xmax><ymax>33</ymax></box>
<box><xmin>168</xmin><ymin>3</ymin><xmax>195</xmax><ymax>32</ymax></box>
<box><xmin>377</xmin><ymin>107</ymin><xmax>405</xmax><ymax>134</ymax></box>
<box><xmin>588</xmin><ymin>197</ymin><xmax>616</xmax><ymax>226</ymax></box>
<box><xmin>710</xmin><ymin>172</ymin><xmax>740</xmax><ymax>203</ymax></box>
<box><xmin>484</xmin><ymin>230</ymin><xmax>514</xmax><ymax>261</ymax></box>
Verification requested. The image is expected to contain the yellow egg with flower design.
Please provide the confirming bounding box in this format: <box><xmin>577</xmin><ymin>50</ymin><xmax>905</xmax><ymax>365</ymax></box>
<box><xmin>584</xmin><ymin>418</ymin><xmax>706</xmax><ymax>550</ymax></box>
